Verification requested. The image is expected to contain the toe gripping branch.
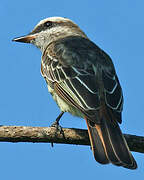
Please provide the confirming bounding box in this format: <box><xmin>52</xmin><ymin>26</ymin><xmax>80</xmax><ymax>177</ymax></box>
<box><xmin>51</xmin><ymin>112</ymin><xmax>65</xmax><ymax>147</ymax></box>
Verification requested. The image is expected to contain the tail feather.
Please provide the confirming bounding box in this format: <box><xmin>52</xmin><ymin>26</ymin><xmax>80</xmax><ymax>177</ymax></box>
<box><xmin>85</xmin><ymin>112</ymin><xmax>137</xmax><ymax>169</ymax></box>
<box><xmin>86</xmin><ymin>120</ymin><xmax>109</xmax><ymax>164</ymax></box>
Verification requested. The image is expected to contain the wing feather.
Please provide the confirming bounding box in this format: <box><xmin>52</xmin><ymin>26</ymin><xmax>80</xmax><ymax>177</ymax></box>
<box><xmin>41</xmin><ymin>36</ymin><xmax>123</xmax><ymax>124</ymax></box>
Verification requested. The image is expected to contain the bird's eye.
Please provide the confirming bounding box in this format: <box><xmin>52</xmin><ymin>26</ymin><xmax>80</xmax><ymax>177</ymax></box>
<box><xmin>44</xmin><ymin>21</ymin><xmax>53</xmax><ymax>28</ymax></box>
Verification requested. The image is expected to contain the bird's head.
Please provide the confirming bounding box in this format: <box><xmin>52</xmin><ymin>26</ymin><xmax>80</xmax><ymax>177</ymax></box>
<box><xmin>12</xmin><ymin>17</ymin><xmax>87</xmax><ymax>52</ymax></box>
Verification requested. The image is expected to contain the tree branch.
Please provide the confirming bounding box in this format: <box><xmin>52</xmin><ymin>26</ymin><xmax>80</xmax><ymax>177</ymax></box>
<box><xmin>0</xmin><ymin>125</ymin><xmax>144</xmax><ymax>153</ymax></box>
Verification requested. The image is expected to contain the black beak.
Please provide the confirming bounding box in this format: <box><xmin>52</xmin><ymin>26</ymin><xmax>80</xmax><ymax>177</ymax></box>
<box><xmin>12</xmin><ymin>34</ymin><xmax>36</xmax><ymax>43</ymax></box>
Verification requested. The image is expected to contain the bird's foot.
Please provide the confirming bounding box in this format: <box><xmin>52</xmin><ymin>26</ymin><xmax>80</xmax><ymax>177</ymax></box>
<box><xmin>50</xmin><ymin>121</ymin><xmax>64</xmax><ymax>147</ymax></box>
<box><xmin>51</xmin><ymin>120</ymin><xmax>63</xmax><ymax>134</ymax></box>
<box><xmin>51</xmin><ymin>111</ymin><xmax>64</xmax><ymax>133</ymax></box>
<box><xmin>50</xmin><ymin>112</ymin><xmax>65</xmax><ymax>147</ymax></box>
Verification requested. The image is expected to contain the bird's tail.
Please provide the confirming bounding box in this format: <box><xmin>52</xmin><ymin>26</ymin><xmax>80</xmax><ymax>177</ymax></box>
<box><xmin>85</xmin><ymin>109</ymin><xmax>137</xmax><ymax>169</ymax></box>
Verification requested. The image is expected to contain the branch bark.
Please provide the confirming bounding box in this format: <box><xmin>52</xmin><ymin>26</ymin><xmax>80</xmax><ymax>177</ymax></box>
<box><xmin>0</xmin><ymin>125</ymin><xmax>144</xmax><ymax>153</ymax></box>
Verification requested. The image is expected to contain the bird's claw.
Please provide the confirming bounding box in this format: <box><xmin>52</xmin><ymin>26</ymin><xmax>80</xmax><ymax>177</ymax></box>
<box><xmin>50</xmin><ymin>112</ymin><xmax>65</xmax><ymax>147</ymax></box>
<box><xmin>50</xmin><ymin>121</ymin><xmax>64</xmax><ymax>148</ymax></box>
<box><xmin>51</xmin><ymin>121</ymin><xmax>63</xmax><ymax>134</ymax></box>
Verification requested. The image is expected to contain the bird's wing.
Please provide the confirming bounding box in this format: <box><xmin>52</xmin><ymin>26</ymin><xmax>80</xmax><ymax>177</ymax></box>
<box><xmin>41</xmin><ymin>36</ymin><xmax>138</xmax><ymax>169</ymax></box>
<box><xmin>41</xmin><ymin>36</ymin><xmax>123</xmax><ymax>124</ymax></box>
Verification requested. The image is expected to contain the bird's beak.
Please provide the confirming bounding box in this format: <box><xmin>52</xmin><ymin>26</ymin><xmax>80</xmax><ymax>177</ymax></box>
<box><xmin>12</xmin><ymin>34</ymin><xmax>36</xmax><ymax>43</ymax></box>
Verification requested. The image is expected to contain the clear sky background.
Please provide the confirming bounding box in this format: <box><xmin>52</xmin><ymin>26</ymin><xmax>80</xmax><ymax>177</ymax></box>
<box><xmin>1</xmin><ymin>0</ymin><xmax>144</xmax><ymax>179</ymax></box>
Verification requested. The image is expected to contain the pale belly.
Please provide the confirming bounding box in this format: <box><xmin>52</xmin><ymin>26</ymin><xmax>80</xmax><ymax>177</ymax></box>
<box><xmin>47</xmin><ymin>84</ymin><xmax>84</xmax><ymax>118</ymax></box>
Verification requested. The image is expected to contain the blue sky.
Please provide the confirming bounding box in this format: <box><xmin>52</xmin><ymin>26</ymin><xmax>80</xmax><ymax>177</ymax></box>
<box><xmin>1</xmin><ymin>0</ymin><xmax>144</xmax><ymax>179</ymax></box>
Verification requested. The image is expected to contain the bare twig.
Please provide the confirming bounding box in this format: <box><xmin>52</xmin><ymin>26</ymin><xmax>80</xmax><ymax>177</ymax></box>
<box><xmin>0</xmin><ymin>125</ymin><xmax>143</xmax><ymax>153</ymax></box>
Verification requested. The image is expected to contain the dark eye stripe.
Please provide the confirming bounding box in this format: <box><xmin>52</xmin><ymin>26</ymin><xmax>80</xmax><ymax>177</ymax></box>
<box><xmin>29</xmin><ymin>21</ymin><xmax>53</xmax><ymax>35</ymax></box>
<box><xmin>44</xmin><ymin>21</ymin><xmax>53</xmax><ymax>27</ymax></box>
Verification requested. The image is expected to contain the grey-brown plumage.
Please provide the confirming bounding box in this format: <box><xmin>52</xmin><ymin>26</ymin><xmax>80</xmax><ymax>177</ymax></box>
<box><xmin>12</xmin><ymin>17</ymin><xmax>137</xmax><ymax>169</ymax></box>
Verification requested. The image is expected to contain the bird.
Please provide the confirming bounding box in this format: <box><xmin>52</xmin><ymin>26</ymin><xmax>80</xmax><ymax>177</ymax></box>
<box><xmin>12</xmin><ymin>16</ymin><xmax>137</xmax><ymax>169</ymax></box>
